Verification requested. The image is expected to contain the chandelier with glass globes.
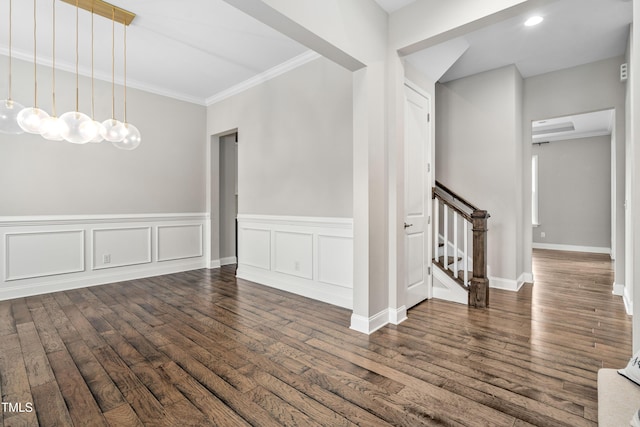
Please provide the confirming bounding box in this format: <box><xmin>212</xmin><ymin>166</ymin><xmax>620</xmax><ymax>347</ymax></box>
<box><xmin>0</xmin><ymin>0</ymin><xmax>141</xmax><ymax>150</ymax></box>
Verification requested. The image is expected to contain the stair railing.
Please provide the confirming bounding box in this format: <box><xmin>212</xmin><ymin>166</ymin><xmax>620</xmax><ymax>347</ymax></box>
<box><xmin>432</xmin><ymin>181</ymin><xmax>490</xmax><ymax>307</ymax></box>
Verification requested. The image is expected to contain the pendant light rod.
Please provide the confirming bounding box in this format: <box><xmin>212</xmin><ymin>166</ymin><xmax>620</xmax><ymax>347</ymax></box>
<box><xmin>33</xmin><ymin>0</ymin><xmax>38</xmax><ymax>108</ymax></box>
<box><xmin>91</xmin><ymin>7</ymin><xmax>94</xmax><ymax>119</ymax></box>
<box><xmin>60</xmin><ymin>0</ymin><xmax>135</xmax><ymax>25</ymax></box>
<box><xmin>8</xmin><ymin>0</ymin><xmax>13</xmax><ymax>100</ymax></box>
<box><xmin>51</xmin><ymin>0</ymin><xmax>56</xmax><ymax>116</ymax></box>
<box><xmin>110</xmin><ymin>7</ymin><xmax>115</xmax><ymax>119</ymax></box>
<box><xmin>74</xmin><ymin>0</ymin><xmax>79</xmax><ymax>111</ymax></box>
<box><xmin>123</xmin><ymin>22</ymin><xmax>127</xmax><ymax>123</ymax></box>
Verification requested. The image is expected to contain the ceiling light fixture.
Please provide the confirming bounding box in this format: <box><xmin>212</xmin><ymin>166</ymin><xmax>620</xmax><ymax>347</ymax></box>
<box><xmin>0</xmin><ymin>0</ymin><xmax>25</xmax><ymax>134</ymax></box>
<box><xmin>524</xmin><ymin>16</ymin><xmax>544</xmax><ymax>27</ymax></box>
<box><xmin>17</xmin><ymin>0</ymin><xmax>50</xmax><ymax>134</ymax></box>
<box><xmin>6</xmin><ymin>0</ymin><xmax>138</xmax><ymax>148</ymax></box>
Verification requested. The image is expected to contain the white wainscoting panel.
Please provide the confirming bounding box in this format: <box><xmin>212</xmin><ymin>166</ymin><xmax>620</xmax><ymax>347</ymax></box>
<box><xmin>237</xmin><ymin>215</ymin><xmax>353</xmax><ymax>309</ymax></box>
<box><xmin>0</xmin><ymin>214</ymin><xmax>208</xmax><ymax>301</ymax></box>
<box><xmin>5</xmin><ymin>230</ymin><xmax>85</xmax><ymax>281</ymax></box>
<box><xmin>157</xmin><ymin>224</ymin><xmax>203</xmax><ymax>262</ymax></box>
<box><xmin>274</xmin><ymin>231</ymin><xmax>313</xmax><ymax>279</ymax></box>
<box><xmin>317</xmin><ymin>235</ymin><xmax>353</xmax><ymax>288</ymax></box>
<box><xmin>239</xmin><ymin>227</ymin><xmax>271</xmax><ymax>270</ymax></box>
<box><xmin>93</xmin><ymin>227</ymin><xmax>152</xmax><ymax>270</ymax></box>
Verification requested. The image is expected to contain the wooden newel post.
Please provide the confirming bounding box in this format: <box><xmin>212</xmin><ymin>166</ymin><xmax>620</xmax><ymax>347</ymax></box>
<box><xmin>470</xmin><ymin>210</ymin><xmax>490</xmax><ymax>308</ymax></box>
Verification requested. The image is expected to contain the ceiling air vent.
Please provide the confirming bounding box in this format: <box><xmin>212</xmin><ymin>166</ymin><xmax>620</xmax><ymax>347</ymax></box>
<box><xmin>532</xmin><ymin>122</ymin><xmax>575</xmax><ymax>136</ymax></box>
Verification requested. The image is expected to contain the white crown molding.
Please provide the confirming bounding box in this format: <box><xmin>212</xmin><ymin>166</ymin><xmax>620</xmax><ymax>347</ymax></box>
<box><xmin>0</xmin><ymin>47</ymin><xmax>209</xmax><ymax>106</ymax></box>
<box><xmin>205</xmin><ymin>50</ymin><xmax>322</xmax><ymax>106</ymax></box>
<box><xmin>1</xmin><ymin>48</ymin><xmax>322</xmax><ymax>107</ymax></box>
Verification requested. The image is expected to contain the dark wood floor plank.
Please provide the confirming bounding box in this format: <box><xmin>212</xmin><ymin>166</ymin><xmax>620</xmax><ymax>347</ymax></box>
<box><xmin>47</xmin><ymin>349</ymin><xmax>109</xmax><ymax>427</ymax></box>
<box><xmin>31</xmin><ymin>380</ymin><xmax>74</xmax><ymax>427</ymax></box>
<box><xmin>0</xmin><ymin>335</ymin><xmax>38</xmax><ymax>427</ymax></box>
<box><xmin>16</xmin><ymin>322</ymin><xmax>55</xmax><ymax>389</ymax></box>
<box><xmin>0</xmin><ymin>250</ymin><xmax>630</xmax><ymax>426</ymax></box>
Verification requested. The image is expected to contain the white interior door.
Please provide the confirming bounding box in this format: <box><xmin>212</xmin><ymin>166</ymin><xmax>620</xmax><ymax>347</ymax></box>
<box><xmin>404</xmin><ymin>83</ymin><xmax>432</xmax><ymax>309</ymax></box>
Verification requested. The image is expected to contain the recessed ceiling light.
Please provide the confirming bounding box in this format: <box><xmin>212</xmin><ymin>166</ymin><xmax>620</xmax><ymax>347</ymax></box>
<box><xmin>525</xmin><ymin>16</ymin><xmax>544</xmax><ymax>27</ymax></box>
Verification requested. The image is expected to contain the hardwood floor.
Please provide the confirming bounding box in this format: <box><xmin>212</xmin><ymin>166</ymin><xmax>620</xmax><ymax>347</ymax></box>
<box><xmin>0</xmin><ymin>249</ymin><xmax>631</xmax><ymax>426</ymax></box>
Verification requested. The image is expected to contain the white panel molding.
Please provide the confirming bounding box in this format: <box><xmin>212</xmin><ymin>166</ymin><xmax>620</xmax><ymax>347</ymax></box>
<box><xmin>5</xmin><ymin>230</ymin><xmax>85</xmax><ymax>281</ymax></box>
<box><xmin>237</xmin><ymin>215</ymin><xmax>353</xmax><ymax>309</ymax></box>
<box><xmin>532</xmin><ymin>242</ymin><xmax>611</xmax><ymax>255</ymax></box>
<box><xmin>317</xmin><ymin>235</ymin><xmax>353</xmax><ymax>288</ymax></box>
<box><xmin>240</xmin><ymin>228</ymin><xmax>272</xmax><ymax>270</ymax></box>
<box><xmin>350</xmin><ymin>309</ymin><xmax>389</xmax><ymax>335</ymax></box>
<box><xmin>274</xmin><ymin>231</ymin><xmax>314</xmax><ymax>280</ymax></box>
<box><xmin>0</xmin><ymin>213</ymin><xmax>207</xmax><ymax>301</ymax></box>
<box><xmin>92</xmin><ymin>227</ymin><xmax>152</xmax><ymax>270</ymax></box>
<box><xmin>157</xmin><ymin>224</ymin><xmax>204</xmax><ymax>262</ymax></box>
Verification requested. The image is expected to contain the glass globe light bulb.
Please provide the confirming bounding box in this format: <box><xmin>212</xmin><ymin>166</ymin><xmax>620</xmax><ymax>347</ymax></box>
<box><xmin>17</xmin><ymin>106</ymin><xmax>50</xmax><ymax>134</ymax></box>
<box><xmin>101</xmin><ymin>118</ymin><xmax>125</xmax><ymax>142</ymax></box>
<box><xmin>60</xmin><ymin>111</ymin><xmax>97</xmax><ymax>144</ymax></box>
<box><xmin>89</xmin><ymin>120</ymin><xmax>106</xmax><ymax>143</ymax></box>
<box><xmin>40</xmin><ymin>116</ymin><xmax>68</xmax><ymax>141</ymax></box>
<box><xmin>113</xmin><ymin>123</ymin><xmax>141</xmax><ymax>150</ymax></box>
<box><xmin>0</xmin><ymin>99</ymin><xmax>25</xmax><ymax>134</ymax></box>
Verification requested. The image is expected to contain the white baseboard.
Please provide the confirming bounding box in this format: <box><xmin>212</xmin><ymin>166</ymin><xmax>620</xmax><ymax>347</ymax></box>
<box><xmin>489</xmin><ymin>275</ymin><xmax>525</xmax><ymax>292</ymax></box>
<box><xmin>612</xmin><ymin>282</ymin><xmax>625</xmax><ymax>296</ymax></box>
<box><xmin>220</xmin><ymin>256</ymin><xmax>237</xmax><ymax>266</ymax></box>
<box><xmin>210</xmin><ymin>256</ymin><xmax>237</xmax><ymax>269</ymax></box>
<box><xmin>624</xmin><ymin>286</ymin><xmax>633</xmax><ymax>315</ymax></box>
<box><xmin>388</xmin><ymin>306</ymin><xmax>407</xmax><ymax>325</ymax></box>
<box><xmin>350</xmin><ymin>309</ymin><xmax>389</xmax><ymax>334</ymax></box>
<box><xmin>0</xmin><ymin>260</ymin><xmax>206</xmax><ymax>301</ymax></box>
<box><xmin>532</xmin><ymin>242</ymin><xmax>611</xmax><ymax>255</ymax></box>
<box><xmin>237</xmin><ymin>265</ymin><xmax>352</xmax><ymax>309</ymax></box>
<box><xmin>518</xmin><ymin>272</ymin><xmax>534</xmax><ymax>287</ymax></box>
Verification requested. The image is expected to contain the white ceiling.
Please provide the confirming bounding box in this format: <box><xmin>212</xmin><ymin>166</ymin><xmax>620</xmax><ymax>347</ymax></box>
<box><xmin>373</xmin><ymin>0</ymin><xmax>416</xmax><ymax>13</ymax></box>
<box><xmin>0</xmin><ymin>0</ymin><xmax>308</xmax><ymax>105</ymax></box>
<box><xmin>408</xmin><ymin>0</ymin><xmax>632</xmax><ymax>83</ymax></box>
<box><xmin>0</xmin><ymin>0</ymin><xmax>633</xmax><ymax>106</ymax></box>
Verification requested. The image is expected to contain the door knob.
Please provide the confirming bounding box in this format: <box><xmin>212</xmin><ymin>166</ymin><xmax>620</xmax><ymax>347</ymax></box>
<box><xmin>404</xmin><ymin>222</ymin><xmax>413</xmax><ymax>229</ymax></box>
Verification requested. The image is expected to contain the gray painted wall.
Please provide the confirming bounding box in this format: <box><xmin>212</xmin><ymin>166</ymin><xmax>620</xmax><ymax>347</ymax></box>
<box><xmin>219</xmin><ymin>134</ymin><xmax>237</xmax><ymax>259</ymax></box>
<box><xmin>207</xmin><ymin>57</ymin><xmax>353</xmax><ymax>218</ymax></box>
<box><xmin>533</xmin><ymin>135</ymin><xmax>612</xmax><ymax>249</ymax></box>
<box><xmin>436</xmin><ymin>65</ymin><xmax>523</xmax><ymax>281</ymax></box>
<box><xmin>0</xmin><ymin>56</ymin><xmax>206</xmax><ymax>215</ymax></box>
<box><xmin>524</xmin><ymin>56</ymin><xmax>626</xmax><ymax>283</ymax></box>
